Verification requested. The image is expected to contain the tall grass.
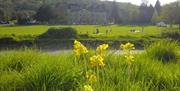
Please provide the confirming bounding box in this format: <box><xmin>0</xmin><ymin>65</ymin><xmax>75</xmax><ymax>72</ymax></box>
<box><xmin>0</xmin><ymin>49</ymin><xmax>180</xmax><ymax>91</ymax></box>
<box><xmin>146</xmin><ymin>40</ymin><xmax>180</xmax><ymax>63</ymax></box>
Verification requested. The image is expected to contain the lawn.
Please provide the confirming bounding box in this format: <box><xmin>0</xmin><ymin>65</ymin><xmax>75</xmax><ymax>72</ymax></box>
<box><xmin>0</xmin><ymin>25</ymin><xmax>167</xmax><ymax>40</ymax></box>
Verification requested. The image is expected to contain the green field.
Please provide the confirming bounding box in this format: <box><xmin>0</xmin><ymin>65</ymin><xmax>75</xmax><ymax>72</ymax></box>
<box><xmin>0</xmin><ymin>25</ymin><xmax>167</xmax><ymax>40</ymax></box>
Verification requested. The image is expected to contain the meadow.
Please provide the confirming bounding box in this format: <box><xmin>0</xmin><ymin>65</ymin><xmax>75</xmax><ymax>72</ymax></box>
<box><xmin>0</xmin><ymin>25</ymin><xmax>167</xmax><ymax>40</ymax></box>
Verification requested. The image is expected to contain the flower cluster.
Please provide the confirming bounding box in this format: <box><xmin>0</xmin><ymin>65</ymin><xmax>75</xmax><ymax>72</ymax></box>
<box><xmin>90</xmin><ymin>55</ymin><xmax>105</xmax><ymax>67</ymax></box>
<box><xmin>83</xmin><ymin>44</ymin><xmax>108</xmax><ymax>90</ymax></box>
<box><xmin>73</xmin><ymin>40</ymin><xmax>96</xmax><ymax>91</ymax></box>
<box><xmin>83</xmin><ymin>85</ymin><xmax>93</xmax><ymax>91</ymax></box>
<box><xmin>85</xmin><ymin>71</ymin><xmax>97</xmax><ymax>84</ymax></box>
<box><xmin>120</xmin><ymin>42</ymin><xmax>135</xmax><ymax>65</ymax></box>
<box><xmin>120</xmin><ymin>42</ymin><xmax>135</xmax><ymax>51</ymax></box>
<box><xmin>96</xmin><ymin>44</ymin><xmax>109</xmax><ymax>57</ymax></box>
<box><xmin>125</xmin><ymin>55</ymin><xmax>135</xmax><ymax>65</ymax></box>
<box><xmin>73</xmin><ymin>40</ymin><xmax>88</xmax><ymax>56</ymax></box>
<box><xmin>73</xmin><ymin>41</ymin><xmax>117</xmax><ymax>91</ymax></box>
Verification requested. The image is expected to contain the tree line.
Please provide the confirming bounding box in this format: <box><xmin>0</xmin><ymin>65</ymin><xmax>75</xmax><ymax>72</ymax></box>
<box><xmin>0</xmin><ymin>0</ymin><xmax>179</xmax><ymax>25</ymax></box>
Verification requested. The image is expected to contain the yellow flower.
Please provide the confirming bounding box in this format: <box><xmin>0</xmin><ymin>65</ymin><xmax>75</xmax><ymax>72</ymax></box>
<box><xmin>83</xmin><ymin>85</ymin><xmax>93</xmax><ymax>91</ymax></box>
<box><xmin>120</xmin><ymin>42</ymin><xmax>135</xmax><ymax>50</ymax></box>
<box><xmin>73</xmin><ymin>40</ymin><xmax>88</xmax><ymax>56</ymax></box>
<box><xmin>125</xmin><ymin>55</ymin><xmax>135</xmax><ymax>65</ymax></box>
<box><xmin>96</xmin><ymin>44</ymin><xmax>109</xmax><ymax>57</ymax></box>
<box><xmin>85</xmin><ymin>72</ymin><xmax>97</xmax><ymax>84</ymax></box>
<box><xmin>90</xmin><ymin>55</ymin><xmax>105</xmax><ymax>67</ymax></box>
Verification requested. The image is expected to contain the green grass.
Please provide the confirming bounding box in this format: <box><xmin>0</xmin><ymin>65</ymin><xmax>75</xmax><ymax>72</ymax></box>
<box><xmin>0</xmin><ymin>25</ymin><xmax>167</xmax><ymax>40</ymax></box>
<box><xmin>0</xmin><ymin>48</ymin><xmax>180</xmax><ymax>91</ymax></box>
<box><xmin>146</xmin><ymin>40</ymin><xmax>180</xmax><ymax>62</ymax></box>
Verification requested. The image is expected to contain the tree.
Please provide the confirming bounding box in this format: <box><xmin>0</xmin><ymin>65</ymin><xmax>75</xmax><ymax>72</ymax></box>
<box><xmin>149</xmin><ymin>4</ymin><xmax>155</xmax><ymax>23</ymax></box>
<box><xmin>161</xmin><ymin>1</ymin><xmax>180</xmax><ymax>27</ymax></box>
<box><xmin>138</xmin><ymin>3</ymin><xmax>149</xmax><ymax>23</ymax></box>
<box><xmin>17</xmin><ymin>11</ymin><xmax>35</xmax><ymax>24</ymax></box>
<box><xmin>53</xmin><ymin>2</ymin><xmax>68</xmax><ymax>24</ymax></box>
<box><xmin>155</xmin><ymin>0</ymin><xmax>161</xmax><ymax>15</ymax></box>
<box><xmin>111</xmin><ymin>0</ymin><xmax>122</xmax><ymax>24</ymax></box>
<box><xmin>0</xmin><ymin>9</ymin><xmax>5</xmax><ymax>21</ymax></box>
<box><xmin>142</xmin><ymin>0</ymin><xmax>148</xmax><ymax>5</ymax></box>
<box><xmin>151</xmin><ymin>9</ymin><xmax>161</xmax><ymax>24</ymax></box>
<box><xmin>35</xmin><ymin>4</ymin><xmax>56</xmax><ymax>23</ymax></box>
<box><xmin>176</xmin><ymin>0</ymin><xmax>180</xmax><ymax>30</ymax></box>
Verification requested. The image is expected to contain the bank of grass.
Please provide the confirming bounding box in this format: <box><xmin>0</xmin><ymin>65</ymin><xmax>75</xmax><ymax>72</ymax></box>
<box><xmin>0</xmin><ymin>48</ymin><xmax>180</xmax><ymax>91</ymax></box>
<box><xmin>0</xmin><ymin>25</ymin><xmax>166</xmax><ymax>50</ymax></box>
<box><xmin>0</xmin><ymin>25</ymin><xmax>166</xmax><ymax>40</ymax></box>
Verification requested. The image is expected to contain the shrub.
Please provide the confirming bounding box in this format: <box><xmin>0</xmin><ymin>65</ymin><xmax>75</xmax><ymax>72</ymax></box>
<box><xmin>38</xmin><ymin>27</ymin><xmax>78</xmax><ymax>39</ymax></box>
<box><xmin>146</xmin><ymin>40</ymin><xmax>179</xmax><ymax>63</ymax></box>
<box><xmin>0</xmin><ymin>37</ymin><xmax>33</xmax><ymax>49</ymax></box>
<box><xmin>0</xmin><ymin>37</ymin><xmax>17</xmax><ymax>44</ymax></box>
<box><xmin>161</xmin><ymin>30</ymin><xmax>180</xmax><ymax>40</ymax></box>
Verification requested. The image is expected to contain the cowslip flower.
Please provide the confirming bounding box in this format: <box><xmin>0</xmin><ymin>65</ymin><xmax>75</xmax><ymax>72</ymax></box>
<box><xmin>120</xmin><ymin>42</ymin><xmax>135</xmax><ymax>50</ymax></box>
<box><xmin>83</xmin><ymin>85</ymin><xmax>93</xmax><ymax>91</ymax></box>
<box><xmin>73</xmin><ymin>40</ymin><xmax>88</xmax><ymax>56</ymax></box>
<box><xmin>90</xmin><ymin>55</ymin><xmax>105</xmax><ymax>67</ymax></box>
<box><xmin>96</xmin><ymin>44</ymin><xmax>109</xmax><ymax>57</ymax></box>
<box><xmin>85</xmin><ymin>71</ymin><xmax>97</xmax><ymax>84</ymax></box>
<box><xmin>125</xmin><ymin>55</ymin><xmax>135</xmax><ymax>65</ymax></box>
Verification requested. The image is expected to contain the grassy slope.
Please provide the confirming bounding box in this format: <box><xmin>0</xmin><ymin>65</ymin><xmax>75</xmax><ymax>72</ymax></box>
<box><xmin>0</xmin><ymin>25</ymin><xmax>166</xmax><ymax>40</ymax></box>
<box><xmin>0</xmin><ymin>49</ymin><xmax>180</xmax><ymax>91</ymax></box>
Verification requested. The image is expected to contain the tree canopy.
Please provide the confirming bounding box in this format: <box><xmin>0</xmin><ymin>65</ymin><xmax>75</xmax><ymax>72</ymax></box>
<box><xmin>0</xmin><ymin>0</ymin><xmax>179</xmax><ymax>25</ymax></box>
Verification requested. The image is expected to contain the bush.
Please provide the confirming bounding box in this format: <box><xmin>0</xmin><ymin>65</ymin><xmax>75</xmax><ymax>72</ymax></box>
<box><xmin>161</xmin><ymin>30</ymin><xmax>180</xmax><ymax>40</ymax></box>
<box><xmin>0</xmin><ymin>37</ymin><xmax>33</xmax><ymax>49</ymax></box>
<box><xmin>38</xmin><ymin>27</ymin><xmax>78</xmax><ymax>39</ymax></box>
<box><xmin>146</xmin><ymin>40</ymin><xmax>179</xmax><ymax>63</ymax></box>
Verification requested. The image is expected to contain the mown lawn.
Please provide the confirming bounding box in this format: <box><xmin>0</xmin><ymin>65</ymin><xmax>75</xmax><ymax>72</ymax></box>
<box><xmin>0</xmin><ymin>25</ymin><xmax>167</xmax><ymax>40</ymax></box>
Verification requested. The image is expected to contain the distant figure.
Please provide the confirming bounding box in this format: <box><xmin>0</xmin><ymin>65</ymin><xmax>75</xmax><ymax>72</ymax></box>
<box><xmin>142</xmin><ymin>26</ymin><xmax>144</xmax><ymax>32</ymax></box>
<box><xmin>130</xmin><ymin>29</ymin><xmax>135</xmax><ymax>32</ymax></box>
<box><xmin>110</xmin><ymin>29</ymin><xmax>112</xmax><ymax>33</ymax></box>
<box><xmin>106</xmin><ymin>29</ymin><xmax>108</xmax><ymax>36</ymax></box>
<box><xmin>96</xmin><ymin>28</ymin><xmax>100</xmax><ymax>34</ymax></box>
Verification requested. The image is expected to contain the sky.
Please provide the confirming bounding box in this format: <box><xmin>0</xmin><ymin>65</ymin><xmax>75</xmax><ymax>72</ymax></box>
<box><xmin>102</xmin><ymin>0</ymin><xmax>178</xmax><ymax>6</ymax></box>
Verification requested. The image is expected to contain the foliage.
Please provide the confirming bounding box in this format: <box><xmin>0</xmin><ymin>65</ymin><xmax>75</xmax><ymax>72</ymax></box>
<box><xmin>146</xmin><ymin>40</ymin><xmax>179</xmax><ymax>62</ymax></box>
<box><xmin>0</xmin><ymin>0</ymin><xmax>179</xmax><ymax>24</ymax></box>
<box><xmin>0</xmin><ymin>0</ymin><xmax>139</xmax><ymax>24</ymax></box>
<box><xmin>161</xmin><ymin>30</ymin><xmax>180</xmax><ymax>40</ymax></box>
<box><xmin>138</xmin><ymin>4</ymin><xmax>154</xmax><ymax>24</ymax></box>
<box><xmin>161</xmin><ymin>2</ymin><xmax>180</xmax><ymax>24</ymax></box>
<box><xmin>155</xmin><ymin>0</ymin><xmax>161</xmax><ymax>15</ymax></box>
<box><xmin>38</xmin><ymin>27</ymin><xmax>78</xmax><ymax>39</ymax></box>
<box><xmin>35</xmin><ymin>4</ymin><xmax>56</xmax><ymax>23</ymax></box>
<box><xmin>151</xmin><ymin>9</ymin><xmax>161</xmax><ymax>24</ymax></box>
